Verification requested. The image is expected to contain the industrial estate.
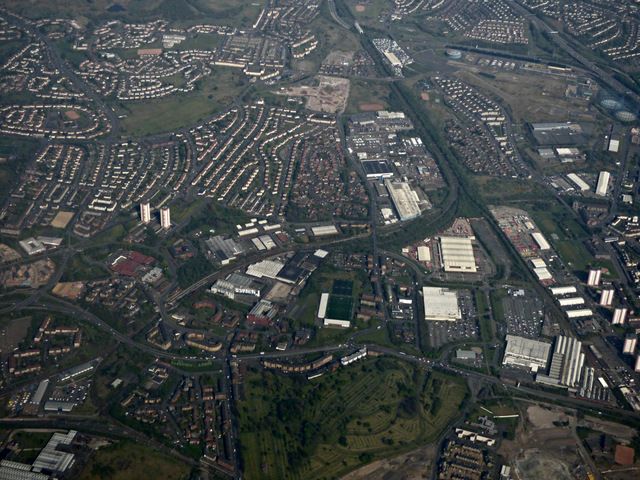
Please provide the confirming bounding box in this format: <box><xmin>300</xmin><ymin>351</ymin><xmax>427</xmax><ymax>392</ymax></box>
<box><xmin>1</xmin><ymin>0</ymin><xmax>640</xmax><ymax>479</ymax></box>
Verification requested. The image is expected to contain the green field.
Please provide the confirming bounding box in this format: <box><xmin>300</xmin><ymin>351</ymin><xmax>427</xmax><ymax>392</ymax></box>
<box><xmin>238</xmin><ymin>358</ymin><xmax>467</xmax><ymax>480</ymax></box>
<box><xmin>2</xmin><ymin>0</ymin><xmax>260</xmax><ymax>26</ymax></box>
<box><xmin>117</xmin><ymin>68</ymin><xmax>247</xmax><ymax>137</ymax></box>
<box><xmin>78</xmin><ymin>440</ymin><xmax>190</xmax><ymax>480</ymax></box>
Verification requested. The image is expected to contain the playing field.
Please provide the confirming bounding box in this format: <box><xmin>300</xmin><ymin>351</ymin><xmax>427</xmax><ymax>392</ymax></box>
<box><xmin>332</xmin><ymin>279</ymin><xmax>354</xmax><ymax>296</ymax></box>
<box><xmin>326</xmin><ymin>295</ymin><xmax>353</xmax><ymax>320</ymax></box>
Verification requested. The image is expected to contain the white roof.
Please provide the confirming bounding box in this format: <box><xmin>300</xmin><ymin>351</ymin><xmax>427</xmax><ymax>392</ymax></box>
<box><xmin>422</xmin><ymin>286</ymin><xmax>461</xmax><ymax>321</ymax></box>
<box><xmin>440</xmin><ymin>236</ymin><xmax>477</xmax><ymax>272</ymax></box>
<box><xmin>502</xmin><ymin>334</ymin><xmax>552</xmax><ymax>370</ymax></box>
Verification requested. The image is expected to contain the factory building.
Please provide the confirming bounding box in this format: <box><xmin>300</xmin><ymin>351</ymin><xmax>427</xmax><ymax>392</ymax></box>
<box><xmin>160</xmin><ymin>206</ymin><xmax>171</xmax><ymax>229</ymax></box>
<box><xmin>595</xmin><ymin>171</ymin><xmax>611</xmax><ymax>197</ymax></box>
<box><xmin>211</xmin><ymin>273</ymin><xmax>263</xmax><ymax>300</ymax></box>
<box><xmin>384</xmin><ymin>179</ymin><xmax>421</xmax><ymax>221</ymax></box>
<box><xmin>246</xmin><ymin>259</ymin><xmax>285</xmax><ymax>280</ymax></box>
<box><xmin>502</xmin><ymin>335</ymin><xmax>552</xmax><ymax>372</ymax></box>
<box><xmin>140</xmin><ymin>202</ymin><xmax>151</xmax><ymax>224</ymax></box>
<box><xmin>537</xmin><ymin>335</ymin><xmax>585</xmax><ymax>389</ymax></box>
<box><xmin>439</xmin><ymin>236</ymin><xmax>478</xmax><ymax>273</ymax></box>
<box><xmin>558</xmin><ymin>297</ymin><xmax>585</xmax><ymax>307</ymax></box>
<box><xmin>612</xmin><ymin>307</ymin><xmax>628</xmax><ymax>325</ymax></box>
<box><xmin>567</xmin><ymin>173</ymin><xmax>590</xmax><ymax>191</ymax></box>
<box><xmin>599</xmin><ymin>288</ymin><xmax>614</xmax><ymax>307</ymax></box>
<box><xmin>422</xmin><ymin>286</ymin><xmax>461</xmax><ymax>321</ymax></box>
<box><xmin>623</xmin><ymin>334</ymin><xmax>638</xmax><ymax>355</ymax></box>
<box><xmin>550</xmin><ymin>286</ymin><xmax>578</xmax><ymax>296</ymax></box>
<box><xmin>565</xmin><ymin>309</ymin><xmax>593</xmax><ymax>319</ymax></box>
<box><xmin>587</xmin><ymin>268</ymin><xmax>602</xmax><ymax>287</ymax></box>
<box><xmin>531</xmin><ymin>232</ymin><xmax>551</xmax><ymax>251</ymax></box>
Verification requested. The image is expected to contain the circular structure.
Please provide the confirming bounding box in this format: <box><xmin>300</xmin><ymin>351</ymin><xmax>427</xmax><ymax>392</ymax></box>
<box><xmin>600</xmin><ymin>98</ymin><xmax>623</xmax><ymax>110</ymax></box>
<box><xmin>615</xmin><ymin>110</ymin><xmax>637</xmax><ymax>122</ymax></box>
<box><xmin>445</xmin><ymin>49</ymin><xmax>462</xmax><ymax>60</ymax></box>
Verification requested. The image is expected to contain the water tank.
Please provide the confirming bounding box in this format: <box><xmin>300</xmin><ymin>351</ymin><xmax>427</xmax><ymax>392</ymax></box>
<box><xmin>445</xmin><ymin>49</ymin><xmax>462</xmax><ymax>60</ymax></box>
<box><xmin>615</xmin><ymin>110</ymin><xmax>637</xmax><ymax>122</ymax></box>
<box><xmin>600</xmin><ymin>98</ymin><xmax>622</xmax><ymax>110</ymax></box>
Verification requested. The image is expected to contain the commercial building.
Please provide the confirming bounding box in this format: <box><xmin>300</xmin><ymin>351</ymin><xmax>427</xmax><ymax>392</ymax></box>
<box><xmin>422</xmin><ymin>286</ymin><xmax>461</xmax><ymax>321</ymax></box>
<box><xmin>595</xmin><ymin>171</ymin><xmax>611</xmax><ymax>197</ymax></box>
<box><xmin>599</xmin><ymin>288</ymin><xmax>614</xmax><ymax>306</ymax></box>
<box><xmin>160</xmin><ymin>206</ymin><xmax>171</xmax><ymax>229</ymax></box>
<box><xmin>385</xmin><ymin>179</ymin><xmax>421</xmax><ymax>221</ymax></box>
<box><xmin>587</xmin><ymin>268</ymin><xmax>602</xmax><ymax>287</ymax></box>
<box><xmin>140</xmin><ymin>202</ymin><xmax>151</xmax><ymax>224</ymax></box>
<box><xmin>439</xmin><ymin>236</ymin><xmax>478</xmax><ymax>273</ymax></box>
<box><xmin>502</xmin><ymin>335</ymin><xmax>552</xmax><ymax>372</ymax></box>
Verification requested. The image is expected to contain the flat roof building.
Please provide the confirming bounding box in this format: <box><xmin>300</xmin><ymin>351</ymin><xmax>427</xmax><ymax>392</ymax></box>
<box><xmin>502</xmin><ymin>334</ymin><xmax>552</xmax><ymax>372</ymax></box>
<box><xmin>439</xmin><ymin>236</ymin><xmax>477</xmax><ymax>273</ymax></box>
<box><xmin>385</xmin><ymin>179</ymin><xmax>421</xmax><ymax>221</ymax></box>
<box><xmin>422</xmin><ymin>286</ymin><xmax>461</xmax><ymax>321</ymax></box>
<box><xmin>596</xmin><ymin>171</ymin><xmax>611</xmax><ymax>197</ymax></box>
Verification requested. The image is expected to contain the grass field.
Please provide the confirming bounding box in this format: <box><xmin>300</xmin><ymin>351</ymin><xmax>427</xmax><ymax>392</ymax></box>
<box><xmin>117</xmin><ymin>68</ymin><xmax>247</xmax><ymax>137</ymax></box>
<box><xmin>238</xmin><ymin>358</ymin><xmax>467</xmax><ymax>480</ymax></box>
<box><xmin>526</xmin><ymin>201</ymin><xmax>594</xmax><ymax>274</ymax></box>
<box><xmin>78</xmin><ymin>440</ymin><xmax>190</xmax><ymax>480</ymax></box>
<box><xmin>3</xmin><ymin>0</ymin><xmax>260</xmax><ymax>26</ymax></box>
<box><xmin>345</xmin><ymin>79</ymin><xmax>390</xmax><ymax>114</ymax></box>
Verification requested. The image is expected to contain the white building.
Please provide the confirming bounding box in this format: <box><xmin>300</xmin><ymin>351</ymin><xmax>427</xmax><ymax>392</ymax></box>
<box><xmin>587</xmin><ymin>269</ymin><xmax>601</xmax><ymax>287</ymax></box>
<box><xmin>595</xmin><ymin>171</ymin><xmax>611</xmax><ymax>197</ymax></box>
<box><xmin>502</xmin><ymin>335</ymin><xmax>552</xmax><ymax>372</ymax></box>
<box><xmin>439</xmin><ymin>236</ymin><xmax>478</xmax><ymax>273</ymax></box>
<box><xmin>612</xmin><ymin>307</ymin><xmax>628</xmax><ymax>325</ymax></box>
<box><xmin>599</xmin><ymin>288</ymin><xmax>614</xmax><ymax>306</ymax></box>
<box><xmin>140</xmin><ymin>202</ymin><xmax>151</xmax><ymax>224</ymax></box>
<box><xmin>422</xmin><ymin>286</ymin><xmax>461</xmax><ymax>321</ymax></box>
<box><xmin>385</xmin><ymin>179</ymin><xmax>421</xmax><ymax>221</ymax></box>
<box><xmin>623</xmin><ymin>335</ymin><xmax>637</xmax><ymax>355</ymax></box>
<box><xmin>160</xmin><ymin>206</ymin><xmax>171</xmax><ymax>229</ymax></box>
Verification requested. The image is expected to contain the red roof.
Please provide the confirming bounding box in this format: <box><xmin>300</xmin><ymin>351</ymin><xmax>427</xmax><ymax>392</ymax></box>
<box><xmin>615</xmin><ymin>445</ymin><xmax>635</xmax><ymax>465</ymax></box>
<box><xmin>129</xmin><ymin>251</ymin><xmax>155</xmax><ymax>265</ymax></box>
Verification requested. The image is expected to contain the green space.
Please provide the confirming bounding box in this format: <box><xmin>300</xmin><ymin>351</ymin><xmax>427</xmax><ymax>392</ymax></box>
<box><xmin>293</xmin><ymin>1</ymin><xmax>361</xmax><ymax>74</ymax></box>
<box><xmin>326</xmin><ymin>295</ymin><xmax>353</xmax><ymax>321</ymax></box>
<box><xmin>238</xmin><ymin>358</ymin><xmax>467</xmax><ymax>480</ymax></box>
<box><xmin>13</xmin><ymin>431</ymin><xmax>52</xmax><ymax>451</ymax></box>
<box><xmin>344</xmin><ymin>0</ymin><xmax>389</xmax><ymax>27</ymax></box>
<box><xmin>78</xmin><ymin>440</ymin><xmax>190</xmax><ymax>480</ymax></box>
<box><xmin>526</xmin><ymin>200</ymin><xmax>594</xmax><ymax>274</ymax></box>
<box><xmin>117</xmin><ymin>68</ymin><xmax>247</xmax><ymax>137</ymax></box>
<box><xmin>345</xmin><ymin>79</ymin><xmax>391</xmax><ymax>114</ymax></box>
<box><xmin>61</xmin><ymin>254</ymin><xmax>110</xmax><ymax>282</ymax></box>
<box><xmin>2</xmin><ymin>0</ymin><xmax>259</xmax><ymax>26</ymax></box>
